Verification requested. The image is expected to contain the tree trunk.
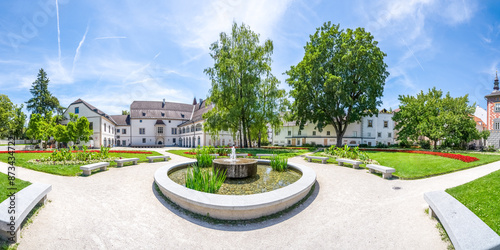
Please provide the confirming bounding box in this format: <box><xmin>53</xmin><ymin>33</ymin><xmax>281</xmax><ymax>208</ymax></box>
<box><xmin>242</xmin><ymin>116</ymin><xmax>248</xmax><ymax>148</ymax></box>
<box><xmin>258</xmin><ymin>130</ymin><xmax>262</xmax><ymax>148</ymax></box>
<box><xmin>247</xmin><ymin>126</ymin><xmax>252</xmax><ymax>148</ymax></box>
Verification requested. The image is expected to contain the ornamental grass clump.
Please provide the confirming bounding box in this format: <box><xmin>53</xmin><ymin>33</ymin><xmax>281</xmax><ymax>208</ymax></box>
<box><xmin>185</xmin><ymin>165</ymin><xmax>226</xmax><ymax>193</ymax></box>
<box><xmin>271</xmin><ymin>155</ymin><xmax>288</xmax><ymax>172</ymax></box>
<box><xmin>196</xmin><ymin>152</ymin><xmax>214</xmax><ymax>168</ymax></box>
<box><xmin>330</xmin><ymin>145</ymin><xmax>370</xmax><ymax>163</ymax></box>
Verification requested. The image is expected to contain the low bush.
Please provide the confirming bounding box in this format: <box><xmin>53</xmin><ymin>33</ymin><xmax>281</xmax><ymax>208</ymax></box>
<box><xmin>418</xmin><ymin>140</ymin><xmax>431</xmax><ymax>149</ymax></box>
<box><xmin>196</xmin><ymin>152</ymin><xmax>214</xmax><ymax>168</ymax></box>
<box><xmin>270</xmin><ymin>156</ymin><xmax>288</xmax><ymax>172</ymax></box>
<box><xmin>185</xmin><ymin>165</ymin><xmax>226</xmax><ymax>193</ymax></box>
<box><xmin>329</xmin><ymin>145</ymin><xmax>370</xmax><ymax>162</ymax></box>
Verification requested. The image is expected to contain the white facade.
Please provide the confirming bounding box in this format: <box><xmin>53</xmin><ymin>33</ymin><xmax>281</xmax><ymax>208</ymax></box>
<box><xmin>272</xmin><ymin>112</ymin><xmax>395</xmax><ymax>147</ymax></box>
<box><xmin>115</xmin><ymin>125</ymin><xmax>131</xmax><ymax>147</ymax></box>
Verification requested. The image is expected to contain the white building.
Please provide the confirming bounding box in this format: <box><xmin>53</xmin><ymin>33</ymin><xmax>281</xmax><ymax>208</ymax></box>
<box><xmin>271</xmin><ymin>110</ymin><xmax>396</xmax><ymax>147</ymax></box>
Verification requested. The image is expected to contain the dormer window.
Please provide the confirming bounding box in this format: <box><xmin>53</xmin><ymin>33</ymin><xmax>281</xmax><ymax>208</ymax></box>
<box><xmin>161</xmin><ymin>112</ymin><xmax>165</xmax><ymax>117</ymax></box>
<box><xmin>142</xmin><ymin>112</ymin><xmax>146</xmax><ymax>116</ymax></box>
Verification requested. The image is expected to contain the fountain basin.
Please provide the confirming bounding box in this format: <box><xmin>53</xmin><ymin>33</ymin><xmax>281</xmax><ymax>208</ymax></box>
<box><xmin>154</xmin><ymin>159</ymin><xmax>316</xmax><ymax>220</ymax></box>
<box><xmin>213</xmin><ymin>158</ymin><xmax>258</xmax><ymax>178</ymax></box>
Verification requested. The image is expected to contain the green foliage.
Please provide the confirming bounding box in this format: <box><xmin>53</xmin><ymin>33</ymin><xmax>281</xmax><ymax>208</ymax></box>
<box><xmin>393</xmin><ymin>87</ymin><xmax>478</xmax><ymax>149</ymax></box>
<box><xmin>185</xmin><ymin>165</ymin><xmax>226</xmax><ymax>193</ymax></box>
<box><xmin>196</xmin><ymin>151</ymin><xmax>214</xmax><ymax>168</ymax></box>
<box><xmin>36</xmin><ymin>145</ymin><xmax>111</xmax><ymax>163</ymax></box>
<box><xmin>270</xmin><ymin>155</ymin><xmax>288</xmax><ymax>172</ymax></box>
<box><xmin>26</xmin><ymin>68</ymin><xmax>64</xmax><ymax>118</ymax></box>
<box><xmin>418</xmin><ymin>140</ymin><xmax>431</xmax><ymax>149</ymax></box>
<box><xmin>66</xmin><ymin>113</ymin><xmax>93</xmax><ymax>144</ymax></box>
<box><xmin>375</xmin><ymin>142</ymin><xmax>388</xmax><ymax>148</ymax></box>
<box><xmin>0</xmin><ymin>94</ymin><xmax>15</xmax><ymax>138</ymax></box>
<box><xmin>286</xmin><ymin>22</ymin><xmax>389</xmax><ymax>147</ymax></box>
<box><xmin>121</xmin><ymin>110</ymin><xmax>130</xmax><ymax>115</ymax></box>
<box><xmin>26</xmin><ymin>112</ymin><xmax>56</xmax><ymax>147</ymax></box>
<box><xmin>203</xmin><ymin>22</ymin><xmax>286</xmax><ymax>148</ymax></box>
<box><xmin>100</xmin><ymin>145</ymin><xmax>110</xmax><ymax>158</ymax></box>
<box><xmin>12</xmin><ymin>104</ymin><xmax>26</xmax><ymax>139</ymax></box>
<box><xmin>329</xmin><ymin>145</ymin><xmax>370</xmax><ymax>162</ymax></box>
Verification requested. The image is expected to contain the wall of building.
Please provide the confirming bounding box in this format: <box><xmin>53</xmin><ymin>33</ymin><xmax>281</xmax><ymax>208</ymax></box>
<box><xmin>63</xmin><ymin>103</ymin><xmax>103</xmax><ymax>148</ymax></box>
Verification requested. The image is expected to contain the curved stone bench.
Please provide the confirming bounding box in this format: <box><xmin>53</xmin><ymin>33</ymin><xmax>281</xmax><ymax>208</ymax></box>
<box><xmin>424</xmin><ymin>191</ymin><xmax>500</xmax><ymax>250</ymax></box>
<box><xmin>305</xmin><ymin>156</ymin><xmax>329</xmax><ymax>164</ymax></box>
<box><xmin>366</xmin><ymin>164</ymin><xmax>395</xmax><ymax>179</ymax></box>
<box><xmin>0</xmin><ymin>183</ymin><xmax>52</xmax><ymax>242</ymax></box>
<box><xmin>147</xmin><ymin>155</ymin><xmax>170</xmax><ymax>163</ymax></box>
<box><xmin>115</xmin><ymin>158</ymin><xmax>139</xmax><ymax>167</ymax></box>
<box><xmin>336</xmin><ymin>158</ymin><xmax>362</xmax><ymax>169</ymax></box>
<box><xmin>80</xmin><ymin>162</ymin><xmax>109</xmax><ymax>176</ymax></box>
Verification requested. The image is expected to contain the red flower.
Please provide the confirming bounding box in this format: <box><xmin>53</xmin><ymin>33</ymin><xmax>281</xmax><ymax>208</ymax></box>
<box><xmin>359</xmin><ymin>148</ymin><xmax>479</xmax><ymax>163</ymax></box>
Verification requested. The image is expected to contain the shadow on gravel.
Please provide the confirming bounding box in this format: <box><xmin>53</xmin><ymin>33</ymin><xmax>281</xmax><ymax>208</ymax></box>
<box><xmin>151</xmin><ymin>180</ymin><xmax>320</xmax><ymax>231</ymax></box>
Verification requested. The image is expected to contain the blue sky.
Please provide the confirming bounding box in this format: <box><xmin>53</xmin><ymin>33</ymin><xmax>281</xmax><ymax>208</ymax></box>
<box><xmin>1</xmin><ymin>0</ymin><xmax>499</xmax><ymax>115</ymax></box>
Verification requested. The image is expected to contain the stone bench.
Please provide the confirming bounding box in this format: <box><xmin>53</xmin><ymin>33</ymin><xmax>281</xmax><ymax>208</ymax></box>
<box><xmin>336</xmin><ymin>158</ymin><xmax>362</xmax><ymax>169</ymax></box>
<box><xmin>424</xmin><ymin>191</ymin><xmax>500</xmax><ymax>250</ymax></box>
<box><xmin>80</xmin><ymin>162</ymin><xmax>109</xmax><ymax>176</ymax></box>
<box><xmin>235</xmin><ymin>153</ymin><xmax>248</xmax><ymax>158</ymax></box>
<box><xmin>305</xmin><ymin>156</ymin><xmax>329</xmax><ymax>164</ymax></box>
<box><xmin>0</xmin><ymin>183</ymin><xmax>52</xmax><ymax>242</ymax></box>
<box><xmin>366</xmin><ymin>164</ymin><xmax>396</xmax><ymax>179</ymax></box>
<box><xmin>115</xmin><ymin>158</ymin><xmax>139</xmax><ymax>167</ymax></box>
<box><xmin>209</xmin><ymin>154</ymin><xmax>219</xmax><ymax>159</ymax></box>
<box><xmin>147</xmin><ymin>155</ymin><xmax>170</xmax><ymax>163</ymax></box>
<box><xmin>256</xmin><ymin>154</ymin><xmax>276</xmax><ymax>159</ymax></box>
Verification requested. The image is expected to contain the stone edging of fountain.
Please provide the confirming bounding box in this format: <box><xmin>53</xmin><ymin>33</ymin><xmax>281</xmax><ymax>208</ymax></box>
<box><xmin>154</xmin><ymin>159</ymin><xmax>317</xmax><ymax>220</ymax></box>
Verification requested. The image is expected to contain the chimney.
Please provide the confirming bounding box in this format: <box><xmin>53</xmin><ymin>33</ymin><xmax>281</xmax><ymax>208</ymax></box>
<box><xmin>162</xmin><ymin>98</ymin><xmax>165</xmax><ymax>108</ymax></box>
<box><xmin>193</xmin><ymin>97</ymin><xmax>197</xmax><ymax>105</ymax></box>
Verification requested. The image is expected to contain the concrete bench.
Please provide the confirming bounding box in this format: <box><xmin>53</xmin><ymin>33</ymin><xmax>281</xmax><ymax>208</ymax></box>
<box><xmin>235</xmin><ymin>153</ymin><xmax>248</xmax><ymax>158</ymax></box>
<box><xmin>305</xmin><ymin>156</ymin><xmax>329</xmax><ymax>164</ymax></box>
<box><xmin>366</xmin><ymin>164</ymin><xmax>396</xmax><ymax>179</ymax></box>
<box><xmin>256</xmin><ymin>154</ymin><xmax>276</xmax><ymax>159</ymax></box>
<box><xmin>115</xmin><ymin>158</ymin><xmax>139</xmax><ymax>167</ymax></box>
<box><xmin>209</xmin><ymin>154</ymin><xmax>219</xmax><ymax>159</ymax></box>
<box><xmin>80</xmin><ymin>162</ymin><xmax>109</xmax><ymax>176</ymax></box>
<box><xmin>424</xmin><ymin>191</ymin><xmax>500</xmax><ymax>250</ymax></box>
<box><xmin>147</xmin><ymin>155</ymin><xmax>170</xmax><ymax>163</ymax></box>
<box><xmin>336</xmin><ymin>158</ymin><xmax>363</xmax><ymax>169</ymax></box>
<box><xmin>0</xmin><ymin>183</ymin><xmax>52</xmax><ymax>242</ymax></box>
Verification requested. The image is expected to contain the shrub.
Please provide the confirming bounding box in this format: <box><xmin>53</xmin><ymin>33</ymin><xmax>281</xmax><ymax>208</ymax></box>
<box><xmin>358</xmin><ymin>144</ymin><xmax>369</xmax><ymax>148</ymax></box>
<box><xmin>375</xmin><ymin>142</ymin><xmax>388</xmax><ymax>148</ymax></box>
<box><xmin>270</xmin><ymin>155</ymin><xmax>288</xmax><ymax>172</ymax></box>
<box><xmin>487</xmin><ymin>145</ymin><xmax>496</xmax><ymax>152</ymax></box>
<box><xmin>329</xmin><ymin>145</ymin><xmax>370</xmax><ymax>163</ymax></box>
<box><xmin>418</xmin><ymin>140</ymin><xmax>431</xmax><ymax>149</ymax></box>
<box><xmin>398</xmin><ymin>140</ymin><xmax>411</xmax><ymax>148</ymax></box>
<box><xmin>185</xmin><ymin>165</ymin><xmax>226</xmax><ymax>193</ymax></box>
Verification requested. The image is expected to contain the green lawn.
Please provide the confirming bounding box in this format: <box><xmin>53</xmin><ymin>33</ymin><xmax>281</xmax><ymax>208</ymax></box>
<box><xmin>446</xmin><ymin>170</ymin><xmax>500</xmax><ymax>236</ymax></box>
<box><xmin>167</xmin><ymin>148</ymin><xmax>310</xmax><ymax>159</ymax></box>
<box><xmin>0</xmin><ymin>151</ymin><xmax>162</xmax><ymax>176</ymax></box>
<box><xmin>0</xmin><ymin>172</ymin><xmax>31</xmax><ymax>203</ymax></box>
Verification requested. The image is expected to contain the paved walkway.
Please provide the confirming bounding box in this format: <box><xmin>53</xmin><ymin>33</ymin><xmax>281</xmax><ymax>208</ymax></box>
<box><xmin>1</xmin><ymin>148</ymin><xmax>500</xmax><ymax>249</ymax></box>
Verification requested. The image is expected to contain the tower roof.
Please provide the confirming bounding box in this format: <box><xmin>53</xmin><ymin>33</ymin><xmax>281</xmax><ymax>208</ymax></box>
<box><xmin>494</xmin><ymin>71</ymin><xmax>499</xmax><ymax>91</ymax></box>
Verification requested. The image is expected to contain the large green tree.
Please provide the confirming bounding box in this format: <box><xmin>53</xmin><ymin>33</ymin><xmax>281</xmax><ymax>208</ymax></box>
<box><xmin>0</xmin><ymin>94</ymin><xmax>15</xmax><ymax>138</ymax></box>
<box><xmin>26</xmin><ymin>68</ymin><xmax>64</xmax><ymax>118</ymax></box>
<box><xmin>12</xmin><ymin>104</ymin><xmax>27</xmax><ymax>140</ymax></box>
<box><xmin>393</xmin><ymin>87</ymin><xmax>480</xmax><ymax>149</ymax></box>
<box><xmin>286</xmin><ymin>22</ymin><xmax>389</xmax><ymax>147</ymax></box>
<box><xmin>26</xmin><ymin>112</ymin><xmax>56</xmax><ymax>148</ymax></box>
<box><xmin>53</xmin><ymin>113</ymin><xmax>93</xmax><ymax>146</ymax></box>
<box><xmin>204</xmin><ymin>22</ymin><xmax>285</xmax><ymax>148</ymax></box>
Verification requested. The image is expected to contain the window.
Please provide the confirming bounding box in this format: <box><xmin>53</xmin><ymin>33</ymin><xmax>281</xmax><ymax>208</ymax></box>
<box><xmin>139</xmin><ymin>128</ymin><xmax>145</xmax><ymax>134</ymax></box>
<box><xmin>122</xmin><ymin>140</ymin><xmax>126</xmax><ymax>146</ymax></box>
<box><xmin>173</xmin><ymin>138</ymin><xmax>176</xmax><ymax>144</ymax></box>
<box><xmin>312</xmin><ymin>131</ymin><xmax>316</xmax><ymax>136</ymax></box>
<box><xmin>287</xmin><ymin>140</ymin><xmax>291</xmax><ymax>145</ymax></box>
<box><xmin>368</xmin><ymin>142</ymin><xmax>372</xmax><ymax>146</ymax></box>
<box><xmin>288</xmin><ymin>131</ymin><xmax>291</xmax><ymax>136</ymax></box>
<box><xmin>89</xmin><ymin>122</ymin><xmax>93</xmax><ymax>130</ymax></box>
<box><xmin>495</xmin><ymin>122</ymin><xmax>500</xmax><ymax>130</ymax></box>
<box><xmin>75</xmin><ymin>107</ymin><xmax>79</xmax><ymax>114</ymax></box>
<box><xmin>142</xmin><ymin>138</ymin><xmax>146</xmax><ymax>143</ymax></box>
<box><xmin>109</xmin><ymin>125</ymin><xmax>111</xmax><ymax>133</ymax></box>
<box><xmin>104</xmin><ymin>123</ymin><xmax>106</xmax><ymax>132</ymax></box>
<box><xmin>275</xmin><ymin>131</ymin><xmax>279</xmax><ymax>136</ymax></box>
<box><xmin>495</xmin><ymin>103</ymin><xmax>500</xmax><ymax>112</ymax></box>
<box><xmin>171</xmin><ymin>128</ymin><xmax>177</xmax><ymax>134</ymax></box>
<box><xmin>388</xmin><ymin>132</ymin><xmax>392</xmax><ymax>138</ymax></box>
<box><xmin>169</xmin><ymin>120</ymin><xmax>171</xmax><ymax>123</ymax></box>
<box><xmin>367</xmin><ymin>132</ymin><xmax>371</xmax><ymax>137</ymax></box>
<box><xmin>161</xmin><ymin>112</ymin><xmax>165</xmax><ymax>117</ymax></box>
<box><xmin>377</xmin><ymin>132</ymin><xmax>381</xmax><ymax>138</ymax></box>
<box><xmin>353</xmin><ymin>131</ymin><xmax>357</xmax><ymax>137</ymax></box>
<box><xmin>158</xmin><ymin>127</ymin><xmax>163</xmax><ymax>134</ymax></box>
<box><xmin>122</xmin><ymin>129</ymin><xmax>126</xmax><ymax>134</ymax></box>
<box><xmin>384</xmin><ymin>121</ymin><xmax>388</xmax><ymax>128</ymax></box>
<box><xmin>327</xmin><ymin>131</ymin><xmax>330</xmax><ymax>135</ymax></box>
<box><xmin>142</xmin><ymin>112</ymin><xmax>146</xmax><ymax>116</ymax></box>
<box><xmin>117</xmin><ymin>129</ymin><xmax>120</xmax><ymax>133</ymax></box>
<box><xmin>298</xmin><ymin>130</ymin><xmax>301</xmax><ymax>135</ymax></box>
<box><xmin>140</xmin><ymin>120</ymin><xmax>142</xmax><ymax>123</ymax></box>
<box><xmin>368</xmin><ymin>120</ymin><xmax>373</xmax><ymax>127</ymax></box>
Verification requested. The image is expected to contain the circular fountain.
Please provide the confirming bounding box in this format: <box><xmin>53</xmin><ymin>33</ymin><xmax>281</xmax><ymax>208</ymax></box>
<box><xmin>212</xmin><ymin>147</ymin><xmax>257</xmax><ymax>178</ymax></box>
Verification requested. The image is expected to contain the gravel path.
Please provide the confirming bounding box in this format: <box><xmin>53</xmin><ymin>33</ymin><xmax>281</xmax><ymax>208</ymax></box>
<box><xmin>1</xmin><ymin>148</ymin><xmax>499</xmax><ymax>249</ymax></box>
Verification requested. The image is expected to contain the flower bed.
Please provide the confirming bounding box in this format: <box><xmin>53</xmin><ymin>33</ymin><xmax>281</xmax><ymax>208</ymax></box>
<box><xmin>362</xmin><ymin>149</ymin><xmax>479</xmax><ymax>163</ymax></box>
<box><xmin>184</xmin><ymin>152</ymin><xmax>251</xmax><ymax>156</ymax></box>
<box><xmin>262</xmin><ymin>146</ymin><xmax>310</xmax><ymax>150</ymax></box>
<box><xmin>0</xmin><ymin>150</ymin><xmax>152</xmax><ymax>154</ymax></box>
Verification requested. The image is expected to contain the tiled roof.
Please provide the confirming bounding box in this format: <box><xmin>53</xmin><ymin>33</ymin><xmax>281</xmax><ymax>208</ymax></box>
<box><xmin>178</xmin><ymin>100</ymin><xmax>212</xmax><ymax>126</ymax></box>
<box><xmin>70</xmin><ymin>99</ymin><xmax>116</xmax><ymax>124</ymax></box>
<box><xmin>130</xmin><ymin>100</ymin><xmax>194</xmax><ymax>119</ymax></box>
<box><xmin>110</xmin><ymin>115</ymin><xmax>130</xmax><ymax>126</ymax></box>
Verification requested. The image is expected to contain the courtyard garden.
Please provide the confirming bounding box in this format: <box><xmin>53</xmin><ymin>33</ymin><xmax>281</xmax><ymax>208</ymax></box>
<box><xmin>167</xmin><ymin>146</ymin><xmax>312</xmax><ymax>159</ymax></box>
<box><xmin>0</xmin><ymin>147</ymin><xmax>162</xmax><ymax>176</ymax></box>
<box><xmin>312</xmin><ymin>146</ymin><xmax>500</xmax><ymax>179</ymax></box>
